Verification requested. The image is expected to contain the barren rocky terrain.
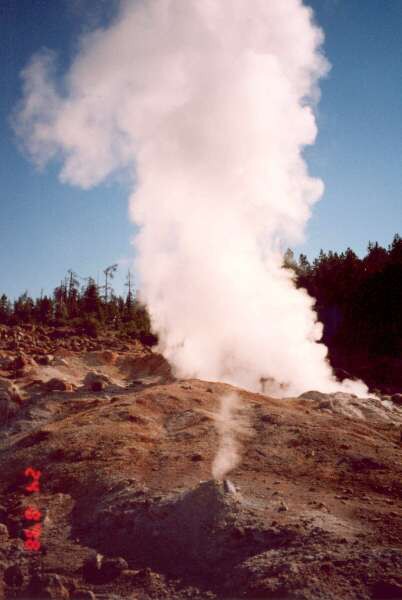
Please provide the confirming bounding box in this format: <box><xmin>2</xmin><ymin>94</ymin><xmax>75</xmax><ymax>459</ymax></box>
<box><xmin>0</xmin><ymin>325</ymin><xmax>402</xmax><ymax>599</ymax></box>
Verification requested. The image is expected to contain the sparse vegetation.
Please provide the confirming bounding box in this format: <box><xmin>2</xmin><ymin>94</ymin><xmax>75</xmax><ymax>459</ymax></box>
<box><xmin>0</xmin><ymin>268</ymin><xmax>157</xmax><ymax>346</ymax></box>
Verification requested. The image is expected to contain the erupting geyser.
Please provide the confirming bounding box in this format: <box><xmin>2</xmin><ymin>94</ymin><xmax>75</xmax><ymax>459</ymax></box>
<box><xmin>15</xmin><ymin>0</ymin><xmax>369</xmax><ymax>397</ymax></box>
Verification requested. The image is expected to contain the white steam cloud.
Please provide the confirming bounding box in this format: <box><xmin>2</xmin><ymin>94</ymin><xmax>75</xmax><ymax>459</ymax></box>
<box><xmin>14</xmin><ymin>0</ymin><xmax>368</xmax><ymax>397</ymax></box>
<box><xmin>212</xmin><ymin>392</ymin><xmax>251</xmax><ymax>481</ymax></box>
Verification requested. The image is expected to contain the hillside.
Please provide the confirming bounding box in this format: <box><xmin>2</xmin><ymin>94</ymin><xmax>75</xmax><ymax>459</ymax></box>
<box><xmin>0</xmin><ymin>329</ymin><xmax>402</xmax><ymax>599</ymax></box>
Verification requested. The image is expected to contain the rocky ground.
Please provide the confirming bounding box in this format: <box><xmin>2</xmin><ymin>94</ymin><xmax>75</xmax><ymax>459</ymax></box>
<box><xmin>0</xmin><ymin>325</ymin><xmax>402</xmax><ymax>600</ymax></box>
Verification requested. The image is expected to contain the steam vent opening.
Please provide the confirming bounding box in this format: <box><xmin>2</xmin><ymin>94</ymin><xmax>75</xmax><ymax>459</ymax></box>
<box><xmin>223</xmin><ymin>478</ymin><xmax>237</xmax><ymax>495</ymax></box>
<box><xmin>85</xmin><ymin>476</ymin><xmax>296</xmax><ymax>587</ymax></box>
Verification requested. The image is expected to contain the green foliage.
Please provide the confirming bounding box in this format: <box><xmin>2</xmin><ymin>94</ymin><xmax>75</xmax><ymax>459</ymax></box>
<box><xmin>35</xmin><ymin>295</ymin><xmax>53</xmax><ymax>323</ymax></box>
<box><xmin>0</xmin><ymin>294</ymin><xmax>11</xmax><ymax>324</ymax></box>
<box><xmin>286</xmin><ymin>233</ymin><xmax>402</xmax><ymax>361</ymax></box>
<box><xmin>3</xmin><ymin>234</ymin><xmax>401</xmax><ymax>358</ymax></box>
<box><xmin>75</xmin><ymin>316</ymin><xmax>101</xmax><ymax>338</ymax></box>
<box><xmin>0</xmin><ymin>266</ymin><xmax>157</xmax><ymax>346</ymax></box>
<box><xmin>81</xmin><ymin>277</ymin><xmax>102</xmax><ymax>318</ymax></box>
<box><xmin>13</xmin><ymin>291</ymin><xmax>34</xmax><ymax>323</ymax></box>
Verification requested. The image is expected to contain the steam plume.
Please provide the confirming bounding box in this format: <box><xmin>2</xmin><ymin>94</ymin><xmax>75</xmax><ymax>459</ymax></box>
<box><xmin>14</xmin><ymin>0</ymin><xmax>369</xmax><ymax>396</ymax></box>
<box><xmin>212</xmin><ymin>392</ymin><xmax>251</xmax><ymax>481</ymax></box>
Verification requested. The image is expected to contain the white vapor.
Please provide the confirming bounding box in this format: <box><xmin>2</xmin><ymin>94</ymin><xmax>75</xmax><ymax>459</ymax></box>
<box><xmin>14</xmin><ymin>0</ymin><xmax>369</xmax><ymax>397</ymax></box>
<box><xmin>212</xmin><ymin>392</ymin><xmax>251</xmax><ymax>481</ymax></box>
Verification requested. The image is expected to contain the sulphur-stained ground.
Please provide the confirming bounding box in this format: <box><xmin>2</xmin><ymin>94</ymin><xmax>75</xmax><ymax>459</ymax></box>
<box><xmin>0</xmin><ymin>327</ymin><xmax>402</xmax><ymax>600</ymax></box>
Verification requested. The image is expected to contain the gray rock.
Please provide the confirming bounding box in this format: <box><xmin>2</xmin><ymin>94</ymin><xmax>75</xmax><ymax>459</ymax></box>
<box><xmin>101</xmin><ymin>556</ymin><xmax>128</xmax><ymax>580</ymax></box>
<box><xmin>84</xmin><ymin>371</ymin><xmax>111</xmax><ymax>392</ymax></box>
<box><xmin>53</xmin><ymin>357</ymin><xmax>69</xmax><ymax>367</ymax></box>
<box><xmin>37</xmin><ymin>354</ymin><xmax>54</xmax><ymax>366</ymax></box>
<box><xmin>46</xmin><ymin>378</ymin><xmax>73</xmax><ymax>392</ymax></box>
<box><xmin>391</xmin><ymin>393</ymin><xmax>402</xmax><ymax>406</ymax></box>
<box><xmin>88</xmin><ymin>478</ymin><xmax>295</xmax><ymax>580</ymax></box>
<box><xmin>82</xmin><ymin>553</ymin><xmax>103</xmax><ymax>583</ymax></box>
<box><xmin>298</xmin><ymin>390</ymin><xmax>328</xmax><ymax>402</ymax></box>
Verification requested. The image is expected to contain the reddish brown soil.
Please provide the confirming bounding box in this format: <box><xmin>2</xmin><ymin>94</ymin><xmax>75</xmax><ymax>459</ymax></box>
<box><xmin>0</xmin><ymin>327</ymin><xmax>401</xmax><ymax>599</ymax></box>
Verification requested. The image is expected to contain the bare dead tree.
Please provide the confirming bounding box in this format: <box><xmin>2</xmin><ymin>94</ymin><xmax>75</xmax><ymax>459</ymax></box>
<box><xmin>103</xmin><ymin>264</ymin><xmax>118</xmax><ymax>302</ymax></box>
<box><xmin>67</xmin><ymin>270</ymin><xmax>79</xmax><ymax>300</ymax></box>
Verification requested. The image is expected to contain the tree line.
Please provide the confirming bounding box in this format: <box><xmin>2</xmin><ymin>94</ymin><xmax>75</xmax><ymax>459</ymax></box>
<box><xmin>0</xmin><ymin>266</ymin><xmax>156</xmax><ymax>344</ymax></box>
<box><xmin>1</xmin><ymin>234</ymin><xmax>401</xmax><ymax>363</ymax></box>
<box><xmin>285</xmin><ymin>233</ymin><xmax>402</xmax><ymax>369</ymax></box>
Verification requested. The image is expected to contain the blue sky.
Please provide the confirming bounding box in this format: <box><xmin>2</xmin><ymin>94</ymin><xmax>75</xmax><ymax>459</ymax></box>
<box><xmin>1</xmin><ymin>0</ymin><xmax>401</xmax><ymax>300</ymax></box>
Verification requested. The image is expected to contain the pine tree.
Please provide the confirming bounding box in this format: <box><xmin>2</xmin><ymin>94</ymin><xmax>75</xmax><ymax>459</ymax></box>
<box><xmin>14</xmin><ymin>292</ymin><xmax>34</xmax><ymax>323</ymax></box>
<box><xmin>0</xmin><ymin>294</ymin><xmax>11</xmax><ymax>324</ymax></box>
<box><xmin>81</xmin><ymin>277</ymin><xmax>102</xmax><ymax>318</ymax></box>
<box><xmin>124</xmin><ymin>270</ymin><xmax>135</xmax><ymax>321</ymax></box>
<box><xmin>66</xmin><ymin>270</ymin><xmax>80</xmax><ymax>319</ymax></box>
<box><xmin>35</xmin><ymin>296</ymin><xmax>53</xmax><ymax>323</ymax></box>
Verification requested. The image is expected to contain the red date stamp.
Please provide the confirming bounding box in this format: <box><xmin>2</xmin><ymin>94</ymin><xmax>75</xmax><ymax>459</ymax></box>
<box><xmin>23</xmin><ymin>467</ymin><xmax>43</xmax><ymax>551</ymax></box>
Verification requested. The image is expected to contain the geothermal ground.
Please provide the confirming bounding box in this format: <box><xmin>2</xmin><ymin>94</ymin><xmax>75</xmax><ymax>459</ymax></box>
<box><xmin>0</xmin><ymin>326</ymin><xmax>402</xmax><ymax>600</ymax></box>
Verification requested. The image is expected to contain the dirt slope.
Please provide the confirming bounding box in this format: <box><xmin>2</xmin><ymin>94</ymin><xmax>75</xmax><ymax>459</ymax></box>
<box><xmin>0</xmin><ymin>340</ymin><xmax>402</xmax><ymax>600</ymax></box>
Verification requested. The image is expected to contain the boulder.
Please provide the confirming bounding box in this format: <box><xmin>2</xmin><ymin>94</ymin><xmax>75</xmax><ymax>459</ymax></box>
<box><xmin>53</xmin><ymin>358</ymin><xmax>70</xmax><ymax>367</ymax></box>
<box><xmin>37</xmin><ymin>354</ymin><xmax>54</xmax><ymax>366</ymax></box>
<box><xmin>121</xmin><ymin>352</ymin><xmax>172</xmax><ymax>381</ymax></box>
<box><xmin>12</xmin><ymin>353</ymin><xmax>37</xmax><ymax>371</ymax></box>
<box><xmin>12</xmin><ymin>354</ymin><xmax>28</xmax><ymax>370</ymax></box>
<box><xmin>391</xmin><ymin>393</ymin><xmax>402</xmax><ymax>406</ymax></box>
<box><xmin>46</xmin><ymin>378</ymin><xmax>73</xmax><ymax>392</ymax></box>
<box><xmin>100</xmin><ymin>350</ymin><xmax>118</xmax><ymax>365</ymax></box>
<box><xmin>84</xmin><ymin>372</ymin><xmax>111</xmax><ymax>392</ymax></box>
<box><xmin>82</xmin><ymin>553</ymin><xmax>103</xmax><ymax>583</ymax></box>
<box><xmin>101</xmin><ymin>556</ymin><xmax>128</xmax><ymax>581</ymax></box>
<box><xmin>298</xmin><ymin>390</ymin><xmax>328</xmax><ymax>402</ymax></box>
